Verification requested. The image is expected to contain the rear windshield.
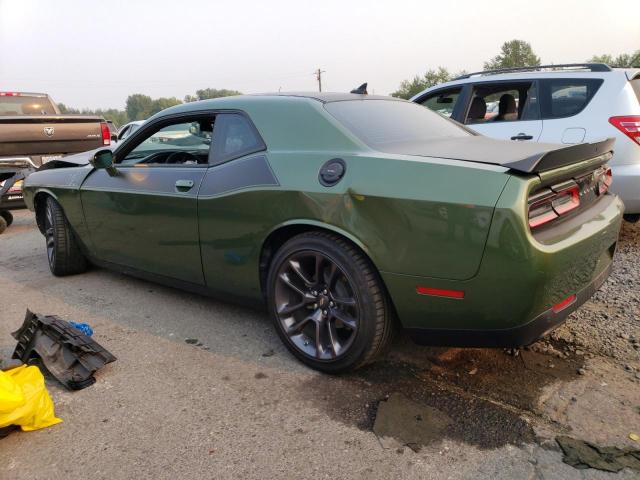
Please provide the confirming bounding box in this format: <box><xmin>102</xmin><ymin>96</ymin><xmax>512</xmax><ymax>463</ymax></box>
<box><xmin>0</xmin><ymin>95</ymin><xmax>56</xmax><ymax>115</ymax></box>
<box><xmin>631</xmin><ymin>78</ymin><xmax>640</xmax><ymax>104</ymax></box>
<box><xmin>324</xmin><ymin>100</ymin><xmax>470</xmax><ymax>152</ymax></box>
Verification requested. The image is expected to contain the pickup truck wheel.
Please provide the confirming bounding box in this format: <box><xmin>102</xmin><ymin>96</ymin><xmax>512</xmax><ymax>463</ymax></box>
<box><xmin>0</xmin><ymin>216</ymin><xmax>6</xmax><ymax>235</ymax></box>
<box><xmin>0</xmin><ymin>210</ymin><xmax>13</xmax><ymax>227</ymax></box>
<box><xmin>44</xmin><ymin>197</ymin><xmax>87</xmax><ymax>276</ymax></box>
<box><xmin>267</xmin><ymin>231</ymin><xmax>393</xmax><ymax>373</ymax></box>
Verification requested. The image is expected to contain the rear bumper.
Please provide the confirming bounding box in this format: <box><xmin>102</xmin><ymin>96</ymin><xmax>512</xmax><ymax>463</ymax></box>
<box><xmin>610</xmin><ymin>163</ymin><xmax>640</xmax><ymax>213</ymax></box>
<box><xmin>383</xmin><ymin>187</ymin><xmax>623</xmax><ymax>339</ymax></box>
<box><xmin>0</xmin><ymin>194</ymin><xmax>26</xmax><ymax>210</ymax></box>
<box><xmin>406</xmin><ymin>261</ymin><xmax>612</xmax><ymax>347</ymax></box>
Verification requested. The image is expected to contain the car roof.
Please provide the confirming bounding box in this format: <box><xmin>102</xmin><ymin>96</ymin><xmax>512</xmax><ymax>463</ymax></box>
<box><xmin>247</xmin><ymin>92</ymin><xmax>403</xmax><ymax>103</ymax></box>
<box><xmin>149</xmin><ymin>92</ymin><xmax>406</xmax><ymax>121</ymax></box>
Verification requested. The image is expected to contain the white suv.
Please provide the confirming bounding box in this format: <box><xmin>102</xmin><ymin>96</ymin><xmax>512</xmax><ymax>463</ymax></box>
<box><xmin>411</xmin><ymin>64</ymin><xmax>640</xmax><ymax>219</ymax></box>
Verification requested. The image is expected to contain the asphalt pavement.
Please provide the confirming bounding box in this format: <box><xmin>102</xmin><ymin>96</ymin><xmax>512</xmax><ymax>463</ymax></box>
<box><xmin>0</xmin><ymin>210</ymin><xmax>638</xmax><ymax>479</ymax></box>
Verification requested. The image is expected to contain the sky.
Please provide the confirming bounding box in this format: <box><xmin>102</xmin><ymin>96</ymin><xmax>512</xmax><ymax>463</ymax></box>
<box><xmin>0</xmin><ymin>0</ymin><xmax>638</xmax><ymax>110</ymax></box>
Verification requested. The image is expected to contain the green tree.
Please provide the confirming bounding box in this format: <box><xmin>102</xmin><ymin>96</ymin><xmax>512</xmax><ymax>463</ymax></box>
<box><xmin>589</xmin><ymin>50</ymin><xmax>640</xmax><ymax>67</ymax></box>
<box><xmin>484</xmin><ymin>40</ymin><xmax>541</xmax><ymax>70</ymax></box>
<box><xmin>184</xmin><ymin>88</ymin><xmax>242</xmax><ymax>102</ymax></box>
<box><xmin>149</xmin><ymin>97</ymin><xmax>182</xmax><ymax>116</ymax></box>
<box><xmin>391</xmin><ymin>67</ymin><xmax>453</xmax><ymax>99</ymax></box>
<box><xmin>125</xmin><ymin>94</ymin><xmax>154</xmax><ymax>121</ymax></box>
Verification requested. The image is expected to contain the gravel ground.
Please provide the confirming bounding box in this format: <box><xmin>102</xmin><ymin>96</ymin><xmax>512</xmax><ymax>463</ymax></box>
<box><xmin>536</xmin><ymin>220</ymin><xmax>640</xmax><ymax>365</ymax></box>
<box><xmin>0</xmin><ymin>210</ymin><xmax>639</xmax><ymax>479</ymax></box>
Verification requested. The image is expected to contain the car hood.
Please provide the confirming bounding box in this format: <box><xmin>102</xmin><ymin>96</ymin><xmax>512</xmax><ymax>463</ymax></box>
<box><xmin>389</xmin><ymin>136</ymin><xmax>615</xmax><ymax>174</ymax></box>
<box><xmin>38</xmin><ymin>146</ymin><xmax>113</xmax><ymax>171</ymax></box>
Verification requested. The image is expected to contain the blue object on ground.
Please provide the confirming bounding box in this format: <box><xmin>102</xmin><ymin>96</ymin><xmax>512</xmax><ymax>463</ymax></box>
<box><xmin>69</xmin><ymin>321</ymin><xmax>93</xmax><ymax>337</ymax></box>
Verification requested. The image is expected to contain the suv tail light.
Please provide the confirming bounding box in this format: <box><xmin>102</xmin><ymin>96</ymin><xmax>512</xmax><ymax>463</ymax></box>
<box><xmin>609</xmin><ymin>116</ymin><xmax>640</xmax><ymax>146</ymax></box>
<box><xmin>100</xmin><ymin>122</ymin><xmax>111</xmax><ymax>146</ymax></box>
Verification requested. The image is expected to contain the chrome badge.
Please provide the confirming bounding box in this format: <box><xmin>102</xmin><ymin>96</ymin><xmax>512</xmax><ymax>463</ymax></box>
<box><xmin>43</xmin><ymin>126</ymin><xmax>55</xmax><ymax>137</ymax></box>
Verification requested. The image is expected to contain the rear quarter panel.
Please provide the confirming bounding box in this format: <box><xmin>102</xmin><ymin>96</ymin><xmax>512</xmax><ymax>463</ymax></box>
<box><xmin>197</xmin><ymin>150</ymin><xmax>509</xmax><ymax>300</ymax></box>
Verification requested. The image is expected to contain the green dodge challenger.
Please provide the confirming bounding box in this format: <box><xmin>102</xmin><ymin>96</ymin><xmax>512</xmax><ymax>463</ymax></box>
<box><xmin>22</xmin><ymin>93</ymin><xmax>623</xmax><ymax>372</ymax></box>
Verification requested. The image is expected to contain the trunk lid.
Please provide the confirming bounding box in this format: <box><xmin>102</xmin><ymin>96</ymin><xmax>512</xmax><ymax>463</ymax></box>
<box><xmin>392</xmin><ymin>136</ymin><xmax>615</xmax><ymax>174</ymax></box>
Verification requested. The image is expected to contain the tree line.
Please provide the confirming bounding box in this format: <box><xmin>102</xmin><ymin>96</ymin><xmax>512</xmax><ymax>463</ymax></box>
<box><xmin>391</xmin><ymin>40</ymin><xmax>639</xmax><ymax>99</ymax></box>
<box><xmin>57</xmin><ymin>88</ymin><xmax>242</xmax><ymax>126</ymax></box>
<box><xmin>58</xmin><ymin>41</ymin><xmax>639</xmax><ymax>123</ymax></box>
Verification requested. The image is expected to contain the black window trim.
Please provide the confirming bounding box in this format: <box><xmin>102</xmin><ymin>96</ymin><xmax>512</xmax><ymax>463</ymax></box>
<box><xmin>113</xmin><ymin>109</ymin><xmax>266</xmax><ymax>168</ymax></box>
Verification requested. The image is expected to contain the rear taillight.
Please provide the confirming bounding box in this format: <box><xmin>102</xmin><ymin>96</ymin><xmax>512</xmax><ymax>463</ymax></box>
<box><xmin>0</xmin><ymin>92</ymin><xmax>19</xmax><ymax>96</ymax></box>
<box><xmin>100</xmin><ymin>122</ymin><xmax>110</xmax><ymax>146</ymax></box>
<box><xmin>609</xmin><ymin>116</ymin><xmax>640</xmax><ymax>146</ymax></box>
<box><xmin>528</xmin><ymin>182</ymin><xmax>580</xmax><ymax>229</ymax></box>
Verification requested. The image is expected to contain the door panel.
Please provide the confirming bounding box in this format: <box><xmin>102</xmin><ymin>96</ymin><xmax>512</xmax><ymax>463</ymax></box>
<box><xmin>464</xmin><ymin>81</ymin><xmax>543</xmax><ymax>142</ymax></box>
<box><xmin>80</xmin><ymin>166</ymin><xmax>206</xmax><ymax>284</ymax></box>
<box><xmin>469</xmin><ymin>120</ymin><xmax>543</xmax><ymax>142</ymax></box>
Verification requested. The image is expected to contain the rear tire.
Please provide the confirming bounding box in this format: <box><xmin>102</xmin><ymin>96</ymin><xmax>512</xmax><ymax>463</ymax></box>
<box><xmin>267</xmin><ymin>231</ymin><xmax>393</xmax><ymax>373</ymax></box>
<box><xmin>623</xmin><ymin>214</ymin><xmax>640</xmax><ymax>223</ymax></box>
<box><xmin>44</xmin><ymin>197</ymin><xmax>88</xmax><ymax>276</ymax></box>
<box><xmin>0</xmin><ymin>210</ymin><xmax>13</xmax><ymax>227</ymax></box>
<box><xmin>0</xmin><ymin>216</ymin><xmax>6</xmax><ymax>235</ymax></box>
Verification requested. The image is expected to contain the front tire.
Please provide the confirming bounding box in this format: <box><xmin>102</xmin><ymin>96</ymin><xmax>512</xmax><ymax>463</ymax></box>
<box><xmin>267</xmin><ymin>231</ymin><xmax>393</xmax><ymax>373</ymax></box>
<box><xmin>44</xmin><ymin>197</ymin><xmax>88</xmax><ymax>276</ymax></box>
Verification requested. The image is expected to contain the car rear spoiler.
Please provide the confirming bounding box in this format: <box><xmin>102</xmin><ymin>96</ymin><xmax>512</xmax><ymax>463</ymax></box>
<box><xmin>503</xmin><ymin>138</ymin><xmax>615</xmax><ymax>174</ymax></box>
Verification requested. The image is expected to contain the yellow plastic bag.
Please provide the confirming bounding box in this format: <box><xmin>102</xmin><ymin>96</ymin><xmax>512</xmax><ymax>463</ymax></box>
<box><xmin>0</xmin><ymin>365</ymin><xmax>62</xmax><ymax>431</ymax></box>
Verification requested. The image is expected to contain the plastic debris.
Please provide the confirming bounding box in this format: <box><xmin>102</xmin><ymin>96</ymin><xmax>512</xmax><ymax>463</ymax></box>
<box><xmin>12</xmin><ymin>310</ymin><xmax>116</xmax><ymax>391</ymax></box>
<box><xmin>69</xmin><ymin>321</ymin><xmax>93</xmax><ymax>337</ymax></box>
<box><xmin>0</xmin><ymin>365</ymin><xmax>62</xmax><ymax>433</ymax></box>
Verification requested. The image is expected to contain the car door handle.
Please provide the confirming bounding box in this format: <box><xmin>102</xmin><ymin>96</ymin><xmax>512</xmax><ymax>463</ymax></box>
<box><xmin>511</xmin><ymin>133</ymin><xmax>534</xmax><ymax>141</ymax></box>
<box><xmin>175</xmin><ymin>179</ymin><xmax>195</xmax><ymax>191</ymax></box>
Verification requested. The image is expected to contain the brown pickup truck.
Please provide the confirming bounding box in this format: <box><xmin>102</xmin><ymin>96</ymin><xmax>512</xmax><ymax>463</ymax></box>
<box><xmin>0</xmin><ymin>92</ymin><xmax>111</xmax><ymax>210</ymax></box>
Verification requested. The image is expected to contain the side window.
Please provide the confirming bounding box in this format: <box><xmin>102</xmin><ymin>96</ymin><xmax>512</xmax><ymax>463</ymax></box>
<box><xmin>464</xmin><ymin>82</ymin><xmax>538</xmax><ymax>124</ymax></box>
<box><xmin>119</xmin><ymin>118</ymin><xmax>214</xmax><ymax>166</ymax></box>
<box><xmin>419</xmin><ymin>88</ymin><xmax>462</xmax><ymax>118</ymax></box>
<box><xmin>539</xmin><ymin>79</ymin><xmax>604</xmax><ymax>119</ymax></box>
<box><xmin>211</xmin><ymin>113</ymin><xmax>265</xmax><ymax>165</ymax></box>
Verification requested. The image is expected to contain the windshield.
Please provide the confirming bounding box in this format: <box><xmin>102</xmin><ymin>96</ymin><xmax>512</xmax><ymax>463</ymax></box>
<box><xmin>324</xmin><ymin>99</ymin><xmax>470</xmax><ymax>153</ymax></box>
<box><xmin>0</xmin><ymin>95</ymin><xmax>57</xmax><ymax>115</ymax></box>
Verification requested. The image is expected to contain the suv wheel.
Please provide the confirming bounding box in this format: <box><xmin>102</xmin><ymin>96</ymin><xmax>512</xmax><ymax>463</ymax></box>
<box><xmin>267</xmin><ymin>231</ymin><xmax>393</xmax><ymax>373</ymax></box>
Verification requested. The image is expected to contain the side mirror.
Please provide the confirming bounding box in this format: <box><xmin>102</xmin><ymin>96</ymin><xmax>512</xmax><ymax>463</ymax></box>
<box><xmin>91</xmin><ymin>149</ymin><xmax>118</xmax><ymax>177</ymax></box>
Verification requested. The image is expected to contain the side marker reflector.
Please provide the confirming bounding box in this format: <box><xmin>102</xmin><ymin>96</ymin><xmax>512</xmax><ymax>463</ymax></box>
<box><xmin>416</xmin><ymin>286</ymin><xmax>465</xmax><ymax>299</ymax></box>
<box><xmin>552</xmin><ymin>294</ymin><xmax>576</xmax><ymax>313</ymax></box>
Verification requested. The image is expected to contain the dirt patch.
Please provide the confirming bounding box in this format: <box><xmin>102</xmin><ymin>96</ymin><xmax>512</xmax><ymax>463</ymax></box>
<box><xmin>297</xmin><ymin>356</ymin><xmax>538</xmax><ymax>450</ymax></box>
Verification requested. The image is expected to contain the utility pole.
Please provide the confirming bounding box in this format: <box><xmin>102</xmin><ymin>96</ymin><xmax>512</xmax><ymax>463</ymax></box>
<box><xmin>315</xmin><ymin>68</ymin><xmax>325</xmax><ymax>92</ymax></box>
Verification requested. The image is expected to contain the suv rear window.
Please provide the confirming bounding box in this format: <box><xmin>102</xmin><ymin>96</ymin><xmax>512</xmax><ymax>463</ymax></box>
<box><xmin>539</xmin><ymin>79</ymin><xmax>603</xmax><ymax>119</ymax></box>
<box><xmin>0</xmin><ymin>95</ymin><xmax>56</xmax><ymax>115</ymax></box>
<box><xmin>325</xmin><ymin>100</ymin><xmax>469</xmax><ymax>152</ymax></box>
